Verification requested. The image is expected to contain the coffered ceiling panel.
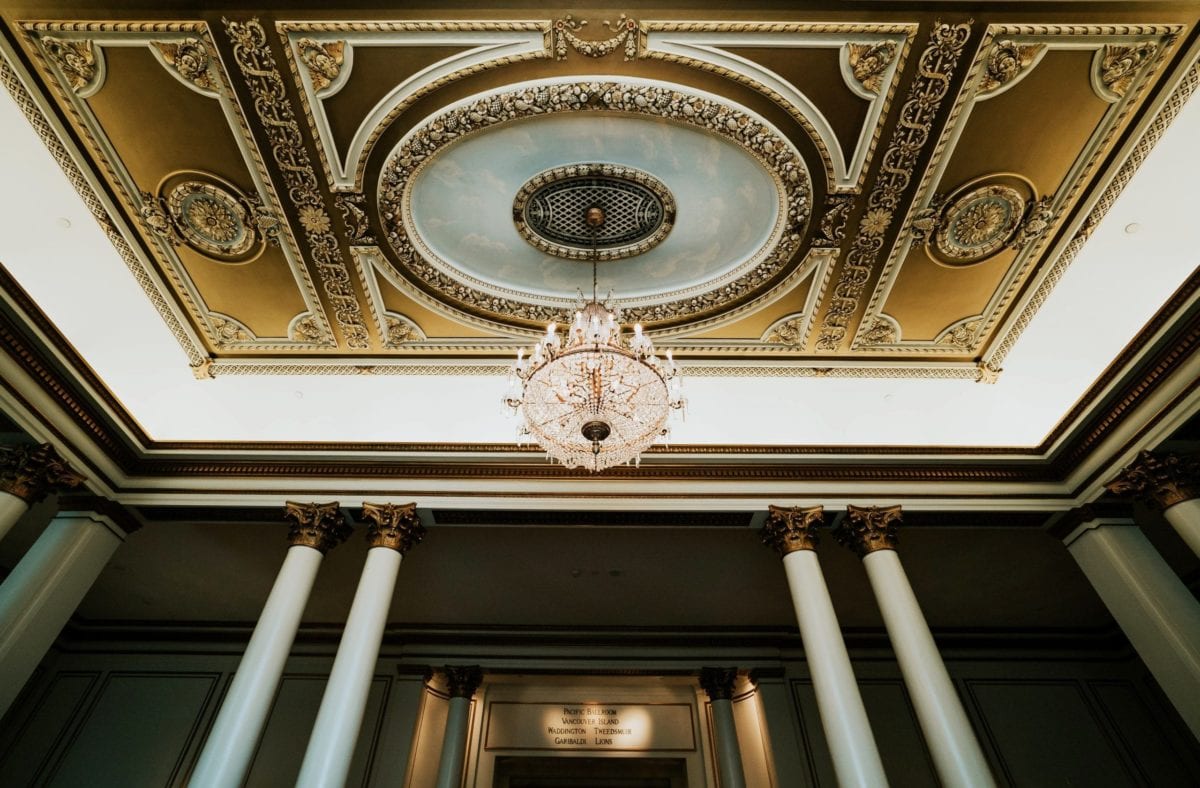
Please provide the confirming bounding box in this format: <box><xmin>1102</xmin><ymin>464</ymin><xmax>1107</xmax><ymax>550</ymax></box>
<box><xmin>0</xmin><ymin>2</ymin><xmax>1197</xmax><ymax>492</ymax></box>
<box><xmin>6</xmin><ymin>4</ymin><xmax>1189</xmax><ymax>385</ymax></box>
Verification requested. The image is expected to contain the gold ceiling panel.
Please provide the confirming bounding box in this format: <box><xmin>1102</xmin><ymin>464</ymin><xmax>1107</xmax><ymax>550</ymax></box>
<box><xmin>0</xmin><ymin>5</ymin><xmax>1195</xmax><ymax>381</ymax></box>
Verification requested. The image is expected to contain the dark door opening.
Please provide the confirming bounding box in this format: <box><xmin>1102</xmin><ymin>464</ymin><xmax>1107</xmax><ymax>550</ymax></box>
<box><xmin>492</xmin><ymin>756</ymin><xmax>688</xmax><ymax>788</ymax></box>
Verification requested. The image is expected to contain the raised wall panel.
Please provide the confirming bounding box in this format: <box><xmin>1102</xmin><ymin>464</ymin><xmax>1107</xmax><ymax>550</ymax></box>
<box><xmin>0</xmin><ymin>672</ymin><xmax>98</xmax><ymax>786</ymax></box>
<box><xmin>45</xmin><ymin>672</ymin><xmax>219</xmax><ymax>787</ymax></box>
<box><xmin>245</xmin><ymin>673</ymin><xmax>390</xmax><ymax>788</ymax></box>
<box><xmin>965</xmin><ymin>680</ymin><xmax>1136</xmax><ymax>787</ymax></box>
<box><xmin>1088</xmin><ymin>679</ymin><xmax>1200</xmax><ymax>786</ymax></box>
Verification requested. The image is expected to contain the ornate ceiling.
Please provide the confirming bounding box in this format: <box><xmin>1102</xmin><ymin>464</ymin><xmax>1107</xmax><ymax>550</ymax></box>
<box><xmin>0</xmin><ymin>2</ymin><xmax>1198</xmax><ymax>506</ymax></box>
<box><xmin>3</xmin><ymin>5</ymin><xmax>1194</xmax><ymax>381</ymax></box>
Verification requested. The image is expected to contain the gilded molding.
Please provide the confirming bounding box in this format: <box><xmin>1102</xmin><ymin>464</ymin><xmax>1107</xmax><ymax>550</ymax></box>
<box><xmin>986</xmin><ymin>57</ymin><xmax>1198</xmax><ymax>370</ymax></box>
<box><xmin>152</xmin><ymin>38</ymin><xmax>218</xmax><ymax>93</ymax></box>
<box><xmin>936</xmin><ymin>317</ymin><xmax>982</xmax><ymax>350</ymax></box>
<box><xmin>762</xmin><ymin>314</ymin><xmax>807</xmax><ymax>347</ymax></box>
<box><xmin>361</xmin><ymin>501</ymin><xmax>425</xmax><ymax>554</ymax></box>
<box><xmin>553</xmin><ymin>14</ymin><xmax>640</xmax><ymax>60</ymax></box>
<box><xmin>296</xmin><ymin>38</ymin><xmax>345</xmax><ymax>92</ymax></box>
<box><xmin>224</xmin><ymin>18</ymin><xmax>371</xmax><ymax>349</ymax></box>
<box><xmin>384</xmin><ymin>313</ymin><xmax>425</xmax><ymax>347</ymax></box>
<box><xmin>846</xmin><ymin>41</ymin><xmax>898</xmax><ymax>95</ymax></box>
<box><xmin>380</xmin><ymin>79</ymin><xmax>811</xmax><ymax>327</ymax></box>
<box><xmin>442</xmin><ymin>665</ymin><xmax>484</xmax><ymax>699</ymax></box>
<box><xmin>641</xmin><ymin>22</ymin><xmax>915</xmax><ymax>193</ymax></box>
<box><xmin>334</xmin><ymin>193</ymin><xmax>374</xmax><ymax>245</ymax></box>
<box><xmin>858</xmin><ymin>315</ymin><xmax>899</xmax><ymax>346</ymax></box>
<box><xmin>699</xmin><ymin>667</ymin><xmax>739</xmax><ymax>701</ymax></box>
<box><xmin>0</xmin><ymin>53</ymin><xmax>205</xmax><ymax>365</ymax></box>
<box><xmin>0</xmin><ymin>443</ymin><xmax>87</xmax><ymax>504</ymax></box>
<box><xmin>1095</xmin><ymin>42</ymin><xmax>1159</xmax><ymax>101</ymax></box>
<box><xmin>856</xmin><ymin>23</ymin><xmax>1179</xmax><ymax>357</ymax></box>
<box><xmin>760</xmin><ymin>505</ymin><xmax>824</xmax><ymax>555</ymax></box>
<box><xmin>1106</xmin><ymin>451</ymin><xmax>1200</xmax><ymax>510</ymax></box>
<box><xmin>814</xmin><ymin>196</ymin><xmax>853</xmax><ymax>248</ymax></box>
<box><xmin>978</xmin><ymin>40</ymin><xmax>1044</xmax><ymax>97</ymax></box>
<box><xmin>284</xmin><ymin>500</ymin><xmax>351</xmax><ymax>553</ymax></box>
<box><xmin>277</xmin><ymin>20</ymin><xmax>552</xmax><ymax>192</ymax></box>
<box><xmin>40</xmin><ymin>37</ymin><xmax>101</xmax><ymax>95</ymax></box>
<box><xmin>816</xmin><ymin>22</ymin><xmax>972</xmax><ymax>351</ymax></box>
<box><xmin>834</xmin><ymin>504</ymin><xmax>902</xmax><ymax>556</ymax></box>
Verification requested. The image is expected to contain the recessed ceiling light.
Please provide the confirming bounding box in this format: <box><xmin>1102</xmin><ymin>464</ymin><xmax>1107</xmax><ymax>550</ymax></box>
<box><xmin>1124</xmin><ymin>222</ymin><xmax>1141</xmax><ymax>234</ymax></box>
<box><xmin>294</xmin><ymin>391</ymin><xmax>304</xmax><ymax>399</ymax></box>
<box><xmin>55</xmin><ymin>217</ymin><xmax>71</xmax><ymax>229</ymax></box>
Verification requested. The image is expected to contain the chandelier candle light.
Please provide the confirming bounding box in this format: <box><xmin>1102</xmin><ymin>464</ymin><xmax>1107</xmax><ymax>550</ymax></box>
<box><xmin>504</xmin><ymin>206</ymin><xmax>684</xmax><ymax>471</ymax></box>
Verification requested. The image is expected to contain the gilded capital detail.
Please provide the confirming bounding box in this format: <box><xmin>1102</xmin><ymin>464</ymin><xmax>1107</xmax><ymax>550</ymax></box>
<box><xmin>0</xmin><ymin>442</ymin><xmax>86</xmax><ymax>504</ymax></box>
<box><xmin>833</xmin><ymin>504</ymin><xmax>902</xmax><ymax>557</ymax></box>
<box><xmin>283</xmin><ymin>501</ymin><xmax>351</xmax><ymax>553</ymax></box>
<box><xmin>361</xmin><ymin>502</ymin><xmax>425</xmax><ymax>554</ymax></box>
<box><xmin>1106</xmin><ymin>451</ymin><xmax>1200</xmax><ymax>510</ymax></box>
<box><xmin>761</xmin><ymin>505</ymin><xmax>824</xmax><ymax>555</ymax></box>
<box><xmin>442</xmin><ymin>665</ymin><xmax>483</xmax><ymax>699</ymax></box>
<box><xmin>699</xmin><ymin>667</ymin><xmax>739</xmax><ymax>702</ymax></box>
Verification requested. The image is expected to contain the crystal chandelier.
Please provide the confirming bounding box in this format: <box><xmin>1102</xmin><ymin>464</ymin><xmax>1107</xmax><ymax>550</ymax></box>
<box><xmin>503</xmin><ymin>206</ymin><xmax>684</xmax><ymax>471</ymax></box>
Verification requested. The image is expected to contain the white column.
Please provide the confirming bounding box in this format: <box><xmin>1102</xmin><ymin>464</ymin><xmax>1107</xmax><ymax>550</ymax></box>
<box><xmin>0</xmin><ymin>491</ymin><xmax>28</xmax><ymax>543</ymax></box>
<box><xmin>1163</xmin><ymin>499</ymin><xmax>1200</xmax><ymax>558</ymax></box>
<box><xmin>837</xmin><ymin>506</ymin><xmax>995</xmax><ymax>788</ymax></box>
<box><xmin>0</xmin><ymin>442</ymin><xmax>86</xmax><ymax>543</ymax></box>
<box><xmin>762</xmin><ymin>506</ymin><xmax>888</xmax><ymax>788</ymax></box>
<box><xmin>433</xmin><ymin>666</ymin><xmax>482</xmax><ymax>788</ymax></box>
<box><xmin>296</xmin><ymin>503</ymin><xmax>424</xmax><ymax>788</ymax></box>
<box><xmin>1061</xmin><ymin>515</ymin><xmax>1200</xmax><ymax>738</ymax></box>
<box><xmin>191</xmin><ymin>501</ymin><xmax>350</xmax><ymax>788</ymax></box>
<box><xmin>701</xmin><ymin>668</ymin><xmax>746</xmax><ymax>788</ymax></box>
<box><xmin>0</xmin><ymin>508</ymin><xmax>128</xmax><ymax>717</ymax></box>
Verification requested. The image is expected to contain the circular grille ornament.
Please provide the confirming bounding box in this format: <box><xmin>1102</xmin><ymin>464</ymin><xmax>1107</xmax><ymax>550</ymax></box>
<box><xmin>513</xmin><ymin>164</ymin><xmax>675</xmax><ymax>260</ymax></box>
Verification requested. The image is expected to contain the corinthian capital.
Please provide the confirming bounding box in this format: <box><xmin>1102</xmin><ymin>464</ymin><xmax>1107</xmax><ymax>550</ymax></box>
<box><xmin>699</xmin><ymin>667</ymin><xmax>739</xmax><ymax>701</ymax></box>
<box><xmin>761</xmin><ymin>505</ymin><xmax>823</xmax><ymax>555</ymax></box>
<box><xmin>361</xmin><ymin>502</ymin><xmax>425</xmax><ymax>554</ymax></box>
<box><xmin>1106</xmin><ymin>451</ymin><xmax>1200</xmax><ymax>510</ymax></box>
<box><xmin>442</xmin><ymin>665</ymin><xmax>483</xmax><ymax>699</ymax></box>
<box><xmin>283</xmin><ymin>501</ymin><xmax>351</xmax><ymax>553</ymax></box>
<box><xmin>0</xmin><ymin>442</ymin><xmax>86</xmax><ymax>503</ymax></box>
<box><xmin>833</xmin><ymin>505</ymin><xmax>902</xmax><ymax>557</ymax></box>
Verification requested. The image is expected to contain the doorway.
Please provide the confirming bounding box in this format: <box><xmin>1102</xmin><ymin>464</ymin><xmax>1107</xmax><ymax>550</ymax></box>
<box><xmin>492</xmin><ymin>756</ymin><xmax>689</xmax><ymax>788</ymax></box>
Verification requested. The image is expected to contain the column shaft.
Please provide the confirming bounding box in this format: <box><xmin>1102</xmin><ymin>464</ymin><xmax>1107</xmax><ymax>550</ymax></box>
<box><xmin>0</xmin><ymin>513</ymin><xmax>123</xmax><ymax>716</ymax></box>
<box><xmin>190</xmin><ymin>545</ymin><xmax>324</xmax><ymax>787</ymax></box>
<box><xmin>1066</xmin><ymin>523</ymin><xmax>1200</xmax><ymax>737</ymax></box>
<box><xmin>1164</xmin><ymin>499</ymin><xmax>1200</xmax><ymax>558</ymax></box>
<box><xmin>710</xmin><ymin>698</ymin><xmax>746</xmax><ymax>788</ymax></box>
<box><xmin>296</xmin><ymin>547</ymin><xmax>402</xmax><ymax>788</ymax></box>
<box><xmin>434</xmin><ymin>696</ymin><xmax>472</xmax><ymax>788</ymax></box>
<box><xmin>862</xmin><ymin>551</ymin><xmax>995</xmax><ymax>788</ymax></box>
<box><xmin>0</xmin><ymin>491</ymin><xmax>29</xmax><ymax>543</ymax></box>
<box><xmin>782</xmin><ymin>550</ymin><xmax>888</xmax><ymax>787</ymax></box>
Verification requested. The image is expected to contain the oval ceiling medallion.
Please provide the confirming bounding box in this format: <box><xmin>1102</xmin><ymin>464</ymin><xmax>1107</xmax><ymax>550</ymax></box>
<box><xmin>934</xmin><ymin>183</ymin><xmax>1026</xmax><ymax>263</ymax></box>
<box><xmin>513</xmin><ymin>163</ymin><xmax>675</xmax><ymax>261</ymax></box>
<box><xmin>379</xmin><ymin>79</ymin><xmax>811</xmax><ymax>328</ymax></box>
<box><xmin>165</xmin><ymin>180</ymin><xmax>255</xmax><ymax>257</ymax></box>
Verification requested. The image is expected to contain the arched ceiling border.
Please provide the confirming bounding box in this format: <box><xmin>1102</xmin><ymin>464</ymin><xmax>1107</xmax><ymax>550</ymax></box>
<box><xmin>376</xmin><ymin>76</ymin><xmax>813</xmax><ymax>329</ymax></box>
<box><xmin>277</xmin><ymin>21</ymin><xmax>553</xmax><ymax>193</ymax></box>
